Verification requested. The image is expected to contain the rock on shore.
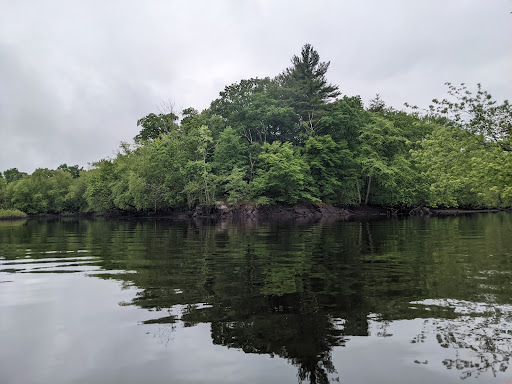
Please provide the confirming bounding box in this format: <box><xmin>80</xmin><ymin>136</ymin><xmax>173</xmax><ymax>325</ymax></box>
<box><xmin>193</xmin><ymin>202</ymin><xmax>351</xmax><ymax>220</ymax></box>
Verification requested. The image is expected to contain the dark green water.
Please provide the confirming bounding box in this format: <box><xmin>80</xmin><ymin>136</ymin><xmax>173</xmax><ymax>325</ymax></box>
<box><xmin>1</xmin><ymin>213</ymin><xmax>512</xmax><ymax>384</ymax></box>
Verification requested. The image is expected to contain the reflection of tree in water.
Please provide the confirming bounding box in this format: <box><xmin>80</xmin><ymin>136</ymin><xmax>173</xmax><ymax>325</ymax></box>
<box><xmin>143</xmin><ymin>313</ymin><xmax>178</xmax><ymax>347</ymax></box>
<box><xmin>69</xmin><ymin>215</ymin><xmax>512</xmax><ymax>383</ymax></box>
<box><xmin>411</xmin><ymin>299</ymin><xmax>512</xmax><ymax>380</ymax></box>
<box><xmin>183</xmin><ymin>293</ymin><xmax>344</xmax><ymax>384</ymax></box>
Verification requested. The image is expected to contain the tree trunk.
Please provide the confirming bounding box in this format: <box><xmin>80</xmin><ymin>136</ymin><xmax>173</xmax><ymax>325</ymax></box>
<box><xmin>248</xmin><ymin>153</ymin><xmax>255</xmax><ymax>181</ymax></box>
<box><xmin>364</xmin><ymin>176</ymin><xmax>372</xmax><ymax>205</ymax></box>
<box><xmin>355</xmin><ymin>179</ymin><xmax>361</xmax><ymax>205</ymax></box>
<box><xmin>203</xmin><ymin>152</ymin><xmax>210</xmax><ymax>205</ymax></box>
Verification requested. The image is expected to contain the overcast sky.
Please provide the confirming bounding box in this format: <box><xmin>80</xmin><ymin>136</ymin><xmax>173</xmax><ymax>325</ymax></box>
<box><xmin>1</xmin><ymin>0</ymin><xmax>511</xmax><ymax>173</ymax></box>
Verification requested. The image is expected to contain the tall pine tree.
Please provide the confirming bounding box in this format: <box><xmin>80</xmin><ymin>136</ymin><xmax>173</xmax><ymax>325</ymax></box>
<box><xmin>276</xmin><ymin>44</ymin><xmax>340</xmax><ymax>139</ymax></box>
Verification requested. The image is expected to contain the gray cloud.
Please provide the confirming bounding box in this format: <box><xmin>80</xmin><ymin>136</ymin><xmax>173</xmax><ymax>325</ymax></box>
<box><xmin>1</xmin><ymin>0</ymin><xmax>511</xmax><ymax>172</ymax></box>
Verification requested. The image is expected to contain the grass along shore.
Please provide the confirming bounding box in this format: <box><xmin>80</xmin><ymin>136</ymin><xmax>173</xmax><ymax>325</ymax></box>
<box><xmin>0</xmin><ymin>209</ymin><xmax>27</xmax><ymax>219</ymax></box>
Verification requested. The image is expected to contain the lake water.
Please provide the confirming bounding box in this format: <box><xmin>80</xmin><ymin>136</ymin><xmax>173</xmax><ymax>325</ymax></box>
<box><xmin>1</xmin><ymin>213</ymin><xmax>512</xmax><ymax>384</ymax></box>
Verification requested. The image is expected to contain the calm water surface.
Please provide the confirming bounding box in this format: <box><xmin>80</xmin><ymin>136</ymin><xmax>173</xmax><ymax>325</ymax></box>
<box><xmin>1</xmin><ymin>214</ymin><xmax>512</xmax><ymax>384</ymax></box>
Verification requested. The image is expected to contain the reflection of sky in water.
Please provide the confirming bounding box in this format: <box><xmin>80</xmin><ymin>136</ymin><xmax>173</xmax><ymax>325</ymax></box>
<box><xmin>0</xmin><ymin>273</ymin><xmax>298</xmax><ymax>384</ymax></box>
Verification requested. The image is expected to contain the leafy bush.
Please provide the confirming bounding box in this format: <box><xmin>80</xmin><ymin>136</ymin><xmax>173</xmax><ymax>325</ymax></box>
<box><xmin>0</xmin><ymin>209</ymin><xmax>27</xmax><ymax>219</ymax></box>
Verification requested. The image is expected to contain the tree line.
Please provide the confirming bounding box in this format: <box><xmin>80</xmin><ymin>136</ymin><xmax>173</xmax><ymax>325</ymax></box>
<box><xmin>1</xmin><ymin>44</ymin><xmax>511</xmax><ymax>215</ymax></box>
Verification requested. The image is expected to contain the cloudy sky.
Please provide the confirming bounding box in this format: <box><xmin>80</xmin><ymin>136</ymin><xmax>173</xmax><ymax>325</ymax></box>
<box><xmin>1</xmin><ymin>0</ymin><xmax>511</xmax><ymax>173</ymax></box>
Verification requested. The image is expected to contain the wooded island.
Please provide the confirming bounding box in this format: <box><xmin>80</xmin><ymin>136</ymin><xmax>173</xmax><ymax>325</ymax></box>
<box><xmin>1</xmin><ymin>44</ymin><xmax>511</xmax><ymax>217</ymax></box>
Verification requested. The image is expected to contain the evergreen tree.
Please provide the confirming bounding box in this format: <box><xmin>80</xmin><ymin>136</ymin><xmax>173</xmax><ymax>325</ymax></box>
<box><xmin>368</xmin><ymin>94</ymin><xmax>386</xmax><ymax>112</ymax></box>
<box><xmin>276</xmin><ymin>44</ymin><xmax>340</xmax><ymax>139</ymax></box>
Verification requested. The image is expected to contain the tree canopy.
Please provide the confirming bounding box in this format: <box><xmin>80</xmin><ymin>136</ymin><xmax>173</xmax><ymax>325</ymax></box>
<box><xmin>2</xmin><ymin>45</ymin><xmax>510</xmax><ymax>215</ymax></box>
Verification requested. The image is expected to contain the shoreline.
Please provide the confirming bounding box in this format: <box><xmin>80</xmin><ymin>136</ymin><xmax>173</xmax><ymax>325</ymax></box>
<box><xmin>1</xmin><ymin>204</ymin><xmax>509</xmax><ymax>222</ymax></box>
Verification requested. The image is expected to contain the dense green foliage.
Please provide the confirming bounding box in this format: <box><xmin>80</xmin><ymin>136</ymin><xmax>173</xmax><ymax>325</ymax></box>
<box><xmin>1</xmin><ymin>45</ymin><xmax>510</xmax><ymax>214</ymax></box>
<box><xmin>0</xmin><ymin>208</ymin><xmax>27</xmax><ymax>219</ymax></box>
